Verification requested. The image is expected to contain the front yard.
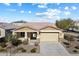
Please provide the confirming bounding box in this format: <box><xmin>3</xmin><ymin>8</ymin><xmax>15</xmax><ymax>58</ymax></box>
<box><xmin>61</xmin><ymin>32</ymin><xmax>79</xmax><ymax>54</ymax></box>
<box><xmin>0</xmin><ymin>42</ymin><xmax>40</xmax><ymax>55</ymax></box>
<box><xmin>0</xmin><ymin>35</ymin><xmax>40</xmax><ymax>55</ymax></box>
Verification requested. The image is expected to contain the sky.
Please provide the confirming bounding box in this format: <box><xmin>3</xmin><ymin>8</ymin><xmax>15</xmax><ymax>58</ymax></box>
<box><xmin>0</xmin><ymin>3</ymin><xmax>79</xmax><ymax>23</ymax></box>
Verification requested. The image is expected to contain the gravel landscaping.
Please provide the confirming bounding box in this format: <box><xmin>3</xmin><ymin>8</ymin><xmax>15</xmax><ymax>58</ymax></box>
<box><xmin>61</xmin><ymin>32</ymin><xmax>79</xmax><ymax>54</ymax></box>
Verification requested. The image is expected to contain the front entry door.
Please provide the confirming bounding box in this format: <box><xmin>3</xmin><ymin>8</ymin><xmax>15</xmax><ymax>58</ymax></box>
<box><xmin>27</xmin><ymin>32</ymin><xmax>37</xmax><ymax>40</ymax></box>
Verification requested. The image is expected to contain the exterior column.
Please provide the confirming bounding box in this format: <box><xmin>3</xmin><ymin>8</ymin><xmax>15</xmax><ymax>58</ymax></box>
<box><xmin>25</xmin><ymin>32</ymin><xmax>27</xmax><ymax>39</ymax></box>
<box><xmin>12</xmin><ymin>31</ymin><xmax>15</xmax><ymax>35</ymax></box>
<box><xmin>37</xmin><ymin>31</ymin><xmax>40</xmax><ymax>43</ymax></box>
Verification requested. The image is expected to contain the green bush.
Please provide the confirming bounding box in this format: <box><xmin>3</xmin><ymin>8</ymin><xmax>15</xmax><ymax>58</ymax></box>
<box><xmin>31</xmin><ymin>48</ymin><xmax>37</xmax><ymax>53</ymax></box>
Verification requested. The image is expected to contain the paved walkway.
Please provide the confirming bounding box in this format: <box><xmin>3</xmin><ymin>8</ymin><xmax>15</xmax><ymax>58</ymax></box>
<box><xmin>0</xmin><ymin>42</ymin><xmax>70</xmax><ymax>56</ymax></box>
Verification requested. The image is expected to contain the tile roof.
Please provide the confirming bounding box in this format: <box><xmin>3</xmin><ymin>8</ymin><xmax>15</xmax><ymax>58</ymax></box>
<box><xmin>13</xmin><ymin>22</ymin><xmax>58</xmax><ymax>30</ymax></box>
<box><xmin>0</xmin><ymin>22</ymin><xmax>57</xmax><ymax>30</ymax></box>
<box><xmin>0</xmin><ymin>22</ymin><xmax>19</xmax><ymax>30</ymax></box>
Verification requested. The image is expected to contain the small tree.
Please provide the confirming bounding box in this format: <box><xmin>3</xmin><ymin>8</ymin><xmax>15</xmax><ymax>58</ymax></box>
<box><xmin>5</xmin><ymin>34</ymin><xmax>22</xmax><ymax>46</ymax></box>
<box><xmin>56</xmin><ymin>18</ymin><xmax>74</xmax><ymax>30</ymax></box>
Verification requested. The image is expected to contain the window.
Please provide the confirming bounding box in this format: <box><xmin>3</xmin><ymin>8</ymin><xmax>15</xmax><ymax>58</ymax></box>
<box><xmin>16</xmin><ymin>32</ymin><xmax>25</xmax><ymax>38</ymax></box>
<box><xmin>30</xmin><ymin>32</ymin><xmax>37</xmax><ymax>40</ymax></box>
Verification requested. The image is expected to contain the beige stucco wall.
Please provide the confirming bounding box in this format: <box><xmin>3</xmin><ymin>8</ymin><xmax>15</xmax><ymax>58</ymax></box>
<box><xmin>40</xmin><ymin>27</ymin><xmax>64</xmax><ymax>42</ymax></box>
<box><xmin>12</xmin><ymin>27</ymin><xmax>38</xmax><ymax>35</ymax></box>
<box><xmin>12</xmin><ymin>26</ymin><xmax>64</xmax><ymax>42</ymax></box>
<box><xmin>0</xmin><ymin>28</ymin><xmax>5</xmax><ymax>38</ymax></box>
<box><xmin>12</xmin><ymin>27</ymin><xmax>38</xmax><ymax>43</ymax></box>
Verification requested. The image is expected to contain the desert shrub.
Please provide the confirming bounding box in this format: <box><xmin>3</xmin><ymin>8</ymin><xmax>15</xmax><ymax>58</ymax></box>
<box><xmin>0</xmin><ymin>42</ymin><xmax>6</xmax><ymax>48</ymax></box>
<box><xmin>64</xmin><ymin>34</ymin><xmax>75</xmax><ymax>41</ymax></box>
<box><xmin>21</xmin><ymin>49</ymin><xmax>26</xmax><ymax>52</ymax></box>
<box><xmin>17</xmin><ymin>47</ymin><xmax>23</xmax><ymax>51</ymax></box>
<box><xmin>17</xmin><ymin>47</ymin><xmax>26</xmax><ymax>52</ymax></box>
<box><xmin>0</xmin><ymin>46</ymin><xmax>6</xmax><ymax>52</ymax></box>
<box><xmin>63</xmin><ymin>42</ymin><xmax>70</xmax><ymax>45</ymax></box>
<box><xmin>22</xmin><ymin>40</ymin><xmax>28</xmax><ymax>45</ymax></box>
<box><xmin>31</xmin><ymin>48</ymin><xmax>37</xmax><ymax>53</ymax></box>
<box><xmin>76</xmin><ymin>36</ymin><xmax>79</xmax><ymax>39</ymax></box>
<box><xmin>66</xmin><ymin>45</ymin><xmax>70</xmax><ymax>48</ymax></box>
<box><xmin>77</xmin><ymin>40</ymin><xmax>79</xmax><ymax>41</ymax></box>
<box><xmin>73</xmin><ymin>50</ymin><xmax>78</xmax><ymax>53</ymax></box>
<box><xmin>34</xmin><ymin>42</ymin><xmax>39</xmax><ymax>46</ymax></box>
<box><xmin>69</xmin><ymin>35</ymin><xmax>75</xmax><ymax>41</ymax></box>
<box><xmin>11</xmin><ymin>39</ymin><xmax>22</xmax><ymax>46</ymax></box>
<box><xmin>75</xmin><ymin>46</ymin><xmax>79</xmax><ymax>49</ymax></box>
<box><xmin>64</xmin><ymin>34</ymin><xmax>69</xmax><ymax>40</ymax></box>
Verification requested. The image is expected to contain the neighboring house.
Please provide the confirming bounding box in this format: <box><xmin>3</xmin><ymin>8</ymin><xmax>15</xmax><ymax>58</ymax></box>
<box><xmin>68</xmin><ymin>21</ymin><xmax>79</xmax><ymax>32</ymax></box>
<box><xmin>74</xmin><ymin>21</ymin><xmax>79</xmax><ymax>26</ymax></box>
<box><xmin>0</xmin><ymin>27</ymin><xmax>5</xmax><ymax>38</ymax></box>
<box><xmin>0</xmin><ymin>22</ymin><xmax>18</xmax><ymax>38</ymax></box>
<box><xmin>0</xmin><ymin>22</ymin><xmax>64</xmax><ymax>44</ymax></box>
<box><xmin>73</xmin><ymin>21</ymin><xmax>79</xmax><ymax>32</ymax></box>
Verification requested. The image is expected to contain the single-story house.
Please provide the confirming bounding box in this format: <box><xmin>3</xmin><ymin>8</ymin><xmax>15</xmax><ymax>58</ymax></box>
<box><xmin>0</xmin><ymin>22</ymin><xmax>64</xmax><ymax>44</ymax></box>
<box><xmin>12</xmin><ymin>22</ymin><xmax>64</xmax><ymax>44</ymax></box>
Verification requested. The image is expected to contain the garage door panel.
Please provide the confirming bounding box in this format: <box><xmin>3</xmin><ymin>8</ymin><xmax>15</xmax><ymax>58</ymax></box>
<box><xmin>40</xmin><ymin>32</ymin><xmax>58</xmax><ymax>41</ymax></box>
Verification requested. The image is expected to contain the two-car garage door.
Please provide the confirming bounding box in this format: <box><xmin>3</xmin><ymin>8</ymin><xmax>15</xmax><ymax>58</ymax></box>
<box><xmin>40</xmin><ymin>32</ymin><xmax>59</xmax><ymax>42</ymax></box>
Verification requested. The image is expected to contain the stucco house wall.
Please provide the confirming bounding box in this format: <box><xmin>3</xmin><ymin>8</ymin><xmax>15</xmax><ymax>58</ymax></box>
<box><xmin>12</xmin><ymin>27</ymin><xmax>39</xmax><ymax>43</ymax></box>
<box><xmin>12</xmin><ymin>26</ymin><xmax>64</xmax><ymax>42</ymax></box>
<box><xmin>40</xmin><ymin>27</ymin><xmax>64</xmax><ymax>42</ymax></box>
<box><xmin>0</xmin><ymin>28</ymin><xmax>5</xmax><ymax>38</ymax></box>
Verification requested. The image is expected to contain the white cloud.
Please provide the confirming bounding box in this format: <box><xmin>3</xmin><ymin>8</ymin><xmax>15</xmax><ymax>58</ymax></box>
<box><xmin>4</xmin><ymin>3</ymin><xmax>10</xmax><ymax>6</ymax></box>
<box><xmin>18</xmin><ymin>3</ymin><xmax>22</xmax><ymax>6</ymax></box>
<box><xmin>36</xmin><ymin>8</ymin><xmax>61</xmax><ymax>20</ymax></box>
<box><xmin>36</xmin><ymin>13</ymin><xmax>41</xmax><ymax>15</ymax></box>
<box><xmin>20</xmin><ymin>10</ymin><xmax>25</xmax><ymax>13</ymax></box>
<box><xmin>64</xmin><ymin>11</ymin><xmax>71</xmax><ymax>16</ymax></box>
<box><xmin>37</xmin><ymin>4</ymin><xmax>47</xmax><ymax>8</ymax></box>
<box><xmin>28</xmin><ymin>11</ymin><xmax>32</xmax><ymax>14</ymax></box>
<box><xmin>64</xmin><ymin>6</ymin><xmax>69</xmax><ymax>10</ymax></box>
<box><xmin>71</xmin><ymin>6</ymin><xmax>77</xmax><ymax>10</ymax></box>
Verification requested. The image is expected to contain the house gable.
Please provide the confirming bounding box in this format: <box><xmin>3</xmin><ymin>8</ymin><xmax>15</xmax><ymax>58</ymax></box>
<box><xmin>13</xmin><ymin>26</ymin><xmax>37</xmax><ymax>32</ymax></box>
<box><xmin>40</xmin><ymin>26</ymin><xmax>59</xmax><ymax>30</ymax></box>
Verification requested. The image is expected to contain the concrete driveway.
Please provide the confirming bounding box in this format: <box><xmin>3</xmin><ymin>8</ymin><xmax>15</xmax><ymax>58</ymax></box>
<box><xmin>40</xmin><ymin>42</ymin><xmax>70</xmax><ymax>56</ymax></box>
